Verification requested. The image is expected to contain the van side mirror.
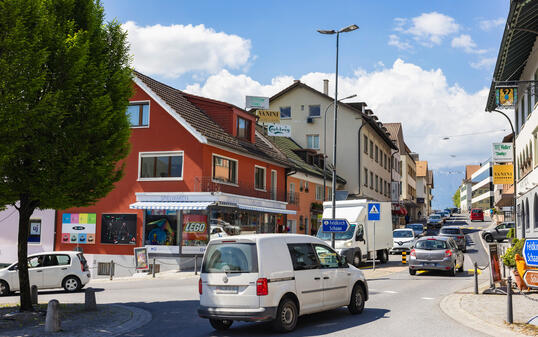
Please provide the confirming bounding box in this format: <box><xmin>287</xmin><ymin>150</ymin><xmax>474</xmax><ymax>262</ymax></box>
<box><xmin>356</xmin><ymin>232</ymin><xmax>363</xmax><ymax>241</ymax></box>
<box><xmin>340</xmin><ymin>255</ymin><xmax>348</xmax><ymax>268</ymax></box>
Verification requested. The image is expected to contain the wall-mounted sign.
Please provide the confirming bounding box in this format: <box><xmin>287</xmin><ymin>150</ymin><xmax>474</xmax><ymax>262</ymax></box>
<box><xmin>61</xmin><ymin>213</ymin><xmax>96</xmax><ymax>244</ymax></box>
<box><xmin>28</xmin><ymin>219</ymin><xmax>41</xmax><ymax>243</ymax></box>
<box><xmin>101</xmin><ymin>214</ymin><xmax>137</xmax><ymax>245</ymax></box>
<box><xmin>492</xmin><ymin>143</ymin><xmax>513</xmax><ymax>163</ymax></box>
<box><xmin>256</xmin><ymin>110</ymin><xmax>280</xmax><ymax>123</ymax></box>
<box><xmin>246</xmin><ymin>96</ymin><xmax>269</xmax><ymax>110</ymax></box>
<box><xmin>267</xmin><ymin>123</ymin><xmax>291</xmax><ymax>137</ymax></box>
<box><xmin>495</xmin><ymin>87</ymin><xmax>517</xmax><ymax>107</ymax></box>
<box><xmin>492</xmin><ymin>164</ymin><xmax>513</xmax><ymax>184</ymax></box>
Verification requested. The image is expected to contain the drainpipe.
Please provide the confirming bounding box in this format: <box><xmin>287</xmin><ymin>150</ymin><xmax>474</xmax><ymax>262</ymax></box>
<box><xmin>357</xmin><ymin>122</ymin><xmax>366</xmax><ymax>196</ymax></box>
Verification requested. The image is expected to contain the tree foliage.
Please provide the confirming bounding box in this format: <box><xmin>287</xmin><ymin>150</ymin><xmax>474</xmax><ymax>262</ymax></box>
<box><xmin>452</xmin><ymin>188</ymin><xmax>460</xmax><ymax>208</ymax></box>
<box><xmin>0</xmin><ymin>0</ymin><xmax>132</xmax><ymax>310</ymax></box>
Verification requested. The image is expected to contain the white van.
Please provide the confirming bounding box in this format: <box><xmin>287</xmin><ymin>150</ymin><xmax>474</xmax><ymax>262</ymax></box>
<box><xmin>198</xmin><ymin>234</ymin><xmax>369</xmax><ymax>332</ymax></box>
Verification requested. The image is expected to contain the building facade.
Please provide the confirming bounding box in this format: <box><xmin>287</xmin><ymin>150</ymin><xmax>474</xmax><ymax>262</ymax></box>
<box><xmin>470</xmin><ymin>162</ymin><xmax>494</xmax><ymax>210</ymax></box>
<box><xmin>416</xmin><ymin>161</ymin><xmax>434</xmax><ymax>219</ymax></box>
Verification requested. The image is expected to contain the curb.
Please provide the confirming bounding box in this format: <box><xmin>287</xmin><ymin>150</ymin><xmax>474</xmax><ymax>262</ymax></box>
<box><xmin>105</xmin><ymin>304</ymin><xmax>152</xmax><ymax>337</ymax></box>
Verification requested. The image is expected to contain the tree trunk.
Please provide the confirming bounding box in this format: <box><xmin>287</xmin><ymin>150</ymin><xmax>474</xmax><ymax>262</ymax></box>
<box><xmin>17</xmin><ymin>194</ymin><xmax>37</xmax><ymax>311</ymax></box>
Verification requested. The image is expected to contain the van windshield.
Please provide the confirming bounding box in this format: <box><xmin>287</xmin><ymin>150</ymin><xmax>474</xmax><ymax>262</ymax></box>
<box><xmin>317</xmin><ymin>224</ymin><xmax>356</xmax><ymax>241</ymax></box>
<box><xmin>202</xmin><ymin>243</ymin><xmax>258</xmax><ymax>273</ymax></box>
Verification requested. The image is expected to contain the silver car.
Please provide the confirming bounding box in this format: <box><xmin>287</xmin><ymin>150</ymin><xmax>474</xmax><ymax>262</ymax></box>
<box><xmin>438</xmin><ymin>226</ymin><xmax>466</xmax><ymax>252</ymax></box>
<box><xmin>408</xmin><ymin>237</ymin><xmax>464</xmax><ymax>276</ymax></box>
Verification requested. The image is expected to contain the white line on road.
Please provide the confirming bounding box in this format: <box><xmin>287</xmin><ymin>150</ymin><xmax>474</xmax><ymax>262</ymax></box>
<box><xmin>421</xmin><ymin>297</ymin><xmax>435</xmax><ymax>300</ymax></box>
<box><xmin>383</xmin><ymin>290</ymin><xmax>398</xmax><ymax>294</ymax></box>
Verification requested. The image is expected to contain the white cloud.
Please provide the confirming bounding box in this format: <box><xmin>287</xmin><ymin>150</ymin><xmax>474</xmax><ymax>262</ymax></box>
<box><xmin>470</xmin><ymin>57</ymin><xmax>497</xmax><ymax>70</ymax></box>
<box><xmin>451</xmin><ymin>34</ymin><xmax>487</xmax><ymax>54</ymax></box>
<box><xmin>123</xmin><ymin>21</ymin><xmax>251</xmax><ymax>78</ymax></box>
<box><xmin>388</xmin><ymin>34</ymin><xmax>412</xmax><ymax>51</ymax></box>
<box><xmin>479</xmin><ymin>18</ymin><xmax>505</xmax><ymax>31</ymax></box>
<box><xmin>184</xmin><ymin>59</ymin><xmax>507</xmax><ymax>169</ymax></box>
<box><xmin>407</xmin><ymin>12</ymin><xmax>460</xmax><ymax>45</ymax></box>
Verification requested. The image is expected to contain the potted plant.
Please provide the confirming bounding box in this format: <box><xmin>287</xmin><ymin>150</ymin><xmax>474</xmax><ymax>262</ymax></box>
<box><xmin>501</xmin><ymin>238</ymin><xmax>527</xmax><ymax>290</ymax></box>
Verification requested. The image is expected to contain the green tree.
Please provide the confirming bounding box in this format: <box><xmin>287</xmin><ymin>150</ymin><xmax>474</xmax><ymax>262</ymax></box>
<box><xmin>453</xmin><ymin>188</ymin><xmax>461</xmax><ymax>208</ymax></box>
<box><xmin>0</xmin><ymin>0</ymin><xmax>132</xmax><ymax>311</ymax></box>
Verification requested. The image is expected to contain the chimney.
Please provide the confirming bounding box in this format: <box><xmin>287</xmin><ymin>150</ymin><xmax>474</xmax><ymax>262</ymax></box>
<box><xmin>323</xmin><ymin>79</ymin><xmax>329</xmax><ymax>95</ymax></box>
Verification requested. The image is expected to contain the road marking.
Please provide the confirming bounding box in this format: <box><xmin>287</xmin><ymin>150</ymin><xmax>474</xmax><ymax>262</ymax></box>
<box><xmin>466</xmin><ymin>269</ymin><xmax>482</xmax><ymax>274</ymax></box>
<box><xmin>417</xmin><ymin>270</ymin><xmax>427</xmax><ymax>274</ymax></box>
<box><xmin>421</xmin><ymin>297</ymin><xmax>435</xmax><ymax>300</ymax></box>
<box><xmin>383</xmin><ymin>290</ymin><xmax>398</xmax><ymax>294</ymax></box>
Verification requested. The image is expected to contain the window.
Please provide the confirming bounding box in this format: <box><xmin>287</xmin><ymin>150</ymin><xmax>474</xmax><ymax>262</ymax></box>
<box><xmin>535</xmin><ymin>194</ymin><xmax>538</xmax><ymax>229</ymax></box>
<box><xmin>305</xmin><ymin>181</ymin><xmax>309</xmax><ymax>192</ymax></box>
<box><xmin>140</xmin><ymin>152</ymin><xmax>183</xmax><ymax>180</ymax></box>
<box><xmin>364</xmin><ymin>168</ymin><xmax>368</xmax><ymax>186</ymax></box>
<box><xmin>202</xmin><ymin>243</ymin><xmax>258</xmax><ymax>273</ymax></box>
<box><xmin>375</xmin><ymin>175</ymin><xmax>379</xmax><ymax>192</ymax></box>
<box><xmin>237</xmin><ymin>117</ymin><xmax>250</xmax><ymax>139</ymax></box>
<box><xmin>307</xmin><ymin>135</ymin><xmax>320</xmax><ymax>149</ymax></box>
<box><xmin>364</xmin><ymin>135</ymin><xmax>368</xmax><ymax>153</ymax></box>
<box><xmin>213</xmin><ymin>155</ymin><xmax>237</xmax><ymax>184</ymax></box>
<box><xmin>127</xmin><ymin>102</ymin><xmax>149</xmax><ymax>127</ymax></box>
<box><xmin>526</xmin><ymin>198</ymin><xmax>530</xmax><ymax>230</ymax></box>
<box><xmin>384</xmin><ymin>154</ymin><xmax>388</xmax><ymax>170</ymax></box>
<box><xmin>309</xmin><ymin>105</ymin><xmax>321</xmax><ymax>117</ymax></box>
<box><xmin>271</xmin><ymin>170</ymin><xmax>277</xmax><ymax>200</ymax></box>
<box><xmin>280</xmin><ymin>106</ymin><xmax>291</xmax><ymax>119</ymax></box>
<box><xmin>316</xmin><ymin>185</ymin><xmax>323</xmax><ymax>201</ymax></box>
<box><xmin>314</xmin><ymin>245</ymin><xmax>340</xmax><ymax>268</ymax></box>
<box><xmin>370</xmin><ymin>172</ymin><xmax>374</xmax><ymax>189</ymax></box>
<box><xmin>370</xmin><ymin>141</ymin><xmax>374</xmax><ymax>159</ymax></box>
<box><xmin>290</xmin><ymin>182</ymin><xmax>295</xmax><ymax>194</ymax></box>
<box><xmin>375</xmin><ymin>145</ymin><xmax>379</xmax><ymax>162</ymax></box>
<box><xmin>28</xmin><ymin>219</ymin><xmax>41</xmax><ymax>243</ymax></box>
<box><xmin>287</xmin><ymin>244</ymin><xmax>319</xmax><ymax>270</ymax></box>
<box><xmin>327</xmin><ymin>189</ymin><xmax>332</xmax><ymax>201</ymax></box>
<box><xmin>255</xmin><ymin>166</ymin><xmax>266</xmax><ymax>190</ymax></box>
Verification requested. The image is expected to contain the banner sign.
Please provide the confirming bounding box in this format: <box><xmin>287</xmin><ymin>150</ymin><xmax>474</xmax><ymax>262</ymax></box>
<box><xmin>256</xmin><ymin>110</ymin><xmax>280</xmax><ymax>123</ymax></box>
<box><xmin>492</xmin><ymin>143</ymin><xmax>513</xmax><ymax>162</ymax></box>
<box><xmin>523</xmin><ymin>239</ymin><xmax>538</xmax><ymax>267</ymax></box>
<box><xmin>134</xmin><ymin>247</ymin><xmax>149</xmax><ymax>271</ymax></box>
<box><xmin>267</xmin><ymin>123</ymin><xmax>291</xmax><ymax>137</ymax></box>
<box><xmin>246</xmin><ymin>96</ymin><xmax>269</xmax><ymax>110</ymax></box>
<box><xmin>61</xmin><ymin>213</ymin><xmax>96</xmax><ymax>244</ymax></box>
<box><xmin>495</xmin><ymin>87</ymin><xmax>517</xmax><ymax>107</ymax></box>
<box><xmin>492</xmin><ymin>164</ymin><xmax>513</xmax><ymax>184</ymax></box>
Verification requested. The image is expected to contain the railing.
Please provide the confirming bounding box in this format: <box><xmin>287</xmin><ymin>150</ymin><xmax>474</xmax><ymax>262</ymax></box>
<box><xmin>194</xmin><ymin>176</ymin><xmax>285</xmax><ymax>202</ymax></box>
<box><xmin>287</xmin><ymin>192</ymin><xmax>300</xmax><ymax>206</ymax></box>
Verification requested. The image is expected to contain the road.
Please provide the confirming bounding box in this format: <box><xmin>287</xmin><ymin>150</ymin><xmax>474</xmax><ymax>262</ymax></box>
<box><xmin>0</xmin><ymin>217</ymin><xmax>494</xmax><ymax>337</ymax></box>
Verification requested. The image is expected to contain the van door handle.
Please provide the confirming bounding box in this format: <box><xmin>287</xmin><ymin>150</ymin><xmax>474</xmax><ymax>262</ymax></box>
<box><xmin>314</xmin><ymin>277</ymin><xmax>321</xmax><ymax>280</ymax></box>
<box><xmin>36</xmin><ymin>270</ymin><xmax>43</xmax><ymax>273</ymax></box>
<box><xmin>323</xmin><ymin>276</ymin><xmax>330</xmax><ymax>280</ymax></box>
<box><xmin>61</xmin><ymin>268</ymin><xmax>68</xmax><ymax>270</ymax></box>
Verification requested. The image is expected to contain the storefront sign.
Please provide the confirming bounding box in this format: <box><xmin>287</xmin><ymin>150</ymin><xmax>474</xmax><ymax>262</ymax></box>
<box><xmin>492</xmin><ymin>164</ymin><xmax>513</xmax><ymax>184</ymax></box>
<box><xmin>61</xmin><ymin>213</ymin><xmax>96</xmax><ymax>244</ymax></box>
<box><xmin>256</xmin><ymin>110</ymin><xmax>280</xmax><ymax>123</ymax></box>
<box><xmin>101</xmin><ymin>214</ymin><xmax>137</xmax><ymax>245</ymax></box>
<box><xmin>267</xmin><ymin>123</ymin><xmax>291</xmax><ymax>137</ymax></box>
<box><xmin>246</xmin><ymin>96</ymin><xmax>269</xmax><ymax>110</ymax></box>
<box><xmin>181</xmin><ymin>213</ymin><xmax>209</xmax><ymax>256</ymax></box>
<box><xmin>492</xmin><ymin>143</ymin><xmax>513</xmax><ymax>162</ymax></box>
<box><xmin>523</xmin><ymin>270</ymin><xmax>538</xmax><ymax>289</ymax></box>
<box><xmin>523</xmin><ymin>239</ymin><xmax>538</xmax><ymax>267</ymax></box>
<box><xmin>488</xmin><ymin>244</ymin><xmax>502</xmax><ymax>283</ymax></box>
<box><xmin>495</xmin><ymin>87</ymin><xmax>517</xmax><ymax>107</ymax></box>
<box><xmin>28</xmin><ymin>219</ymin><xmax>41</xmax><ymax>243</ymax></box>
<box><xmin>134</xmin><ymin>247</ymin><xmax>149</xmax><ymax>271</ymax></box>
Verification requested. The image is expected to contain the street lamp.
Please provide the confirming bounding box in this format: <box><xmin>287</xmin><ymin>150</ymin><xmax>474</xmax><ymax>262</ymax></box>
<box><xmin>323</xmin><ymin>94</ymin><xmax>357</xmax><ymax>201</ymax></box>
<box><xmin>318</xmin><ymin>24</ymin><xmax>358</xmax><ymax>248</ymax></box>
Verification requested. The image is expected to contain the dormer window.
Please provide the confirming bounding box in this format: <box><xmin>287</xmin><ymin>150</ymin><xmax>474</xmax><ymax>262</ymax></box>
<box><xmin>237</xmin><ymin>117</ymin><xmax>251</xmax><ymax>140</ymax></box>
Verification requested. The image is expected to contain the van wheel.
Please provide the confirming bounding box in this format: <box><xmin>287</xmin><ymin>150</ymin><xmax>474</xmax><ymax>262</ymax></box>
<box><xmin>209</xmin><ymin>319</ymin><xmax>233</xmax><ymax>330</ymax></box>
<box><xmin>377</xmin><ymin>250</ymin><xmax>389</xmax><ymax>264</ymax></box>
<box><xmin>353</xmin><ymin>253</ymin><xmax>361</xmax><ymax>267</ymax></box>
<box><xmin>0</xmin><ymin>280</ymin><xmax>10</xmax><ymax>296</ymax></box>
<box><xmin>348</xmin><ymin>283</ymin><xmax>365</xmax><ymax>314</ymax></box>
<box><xmin>272</xmin><ymin>297</ymin><xmax>298</xmax><ymax>332</ymax></box>
<box><xmin>409</xmin><ymin>269</ymin><xmax>416</xmax><ymax>275</ymax></box>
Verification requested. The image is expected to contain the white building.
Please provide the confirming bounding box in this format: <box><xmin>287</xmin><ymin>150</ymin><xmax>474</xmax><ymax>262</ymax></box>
<box><xmin>470</xmin><ymin>162</ymin><xmax>494</xmax><ymax>210</ymax></box>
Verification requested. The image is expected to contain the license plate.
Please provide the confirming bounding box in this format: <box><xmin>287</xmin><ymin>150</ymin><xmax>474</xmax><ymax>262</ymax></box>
<box><xmin>424</xmin><ymin>263</ymin><xmax>436</xmax><ymax>267</ymax></box>
<box><xmin>215</xmin><ymin>286</ymin><xmax>238</xmax><ymax>294</ymax></box>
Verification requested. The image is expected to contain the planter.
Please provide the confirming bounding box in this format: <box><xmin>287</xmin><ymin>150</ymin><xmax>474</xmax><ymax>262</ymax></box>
<box><xmin>511</xmin><ymin>269</ymin><xmax>528</xmax><ymax>291</ymax></box>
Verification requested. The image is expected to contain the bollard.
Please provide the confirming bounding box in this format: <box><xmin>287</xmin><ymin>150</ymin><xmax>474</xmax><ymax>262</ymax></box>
<box><xmin>110</xmin><ymin>260</ymin><xmax>114</xmax><ymax>281</ymax></box>
<box><xmin>152</xmin><ymin>258</ymin><xmax>156</xmax><ymax>278</ymax></box>
<box><xmin>84</xmin><ymin>288</ymin><xmax>97</xmax><ymax>311</ymax></box>
<box><xmin>401</xmin><ymin>252</ymin><xmax>407</xmax><ymax>264</ymax></box>
<box><xmin>45</xmin><ymin>299</ymin><xmax>61</xmax><ymax>332</ymax></box>
<box><xmin>31</xmin><ymin>285</ymin><xmax>38</xmax><ymax>305</ymax></box>
<box><xmin>194</xmin><ymin>256</ymin><xmax>198</xmax><ymax>275</ymax></box>
<box><xmin>474</xmin><ymin>262</ymin><xmax>479</xmax><ymax>295</ymax></box>
<box><xmin>507</xmin><ymin>276</ymin><xmax>513</xmax><ymax>324</ymax></box>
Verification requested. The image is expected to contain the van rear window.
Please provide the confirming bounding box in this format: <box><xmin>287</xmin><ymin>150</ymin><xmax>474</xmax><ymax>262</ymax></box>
<box><xmin>202</xmin><ymin>243</ymin><xmax>258</xmax><ymax>273</ymax></box>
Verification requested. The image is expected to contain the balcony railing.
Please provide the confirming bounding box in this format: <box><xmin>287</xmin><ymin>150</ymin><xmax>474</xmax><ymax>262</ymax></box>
<box><xmin>194</xmin><ymin>176</ymin><xmax>285</xmax><ymax>202</ymax></box>
<box><xmin>287</xmin><ymin>192</ymin><xmax>300</xmax><ymax>206</ymax></box>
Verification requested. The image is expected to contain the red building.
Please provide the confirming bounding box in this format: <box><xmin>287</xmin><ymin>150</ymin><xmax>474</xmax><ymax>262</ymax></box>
<box><xmin>54</xmin><ymin>71</ymin><xmax>293</xmax><ymax>275</ymax></box>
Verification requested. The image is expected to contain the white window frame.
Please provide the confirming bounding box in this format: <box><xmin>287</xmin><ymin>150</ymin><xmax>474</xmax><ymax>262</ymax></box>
<box><xmin>212</xmin><ymin>154</ymin><xmax>239</xmax><ymax>186</ymax></box>
<box><xmin>306</xmin><ymin>134</ymin><xmax>320</xmax><ymax>150</ymax></box>
<box><xmin>271</xmin><ymin>169</ymin><xmax>277</xmax><ymax>198</ymax></box>
<box><xmin>128</xmin><ymin>100</ymin><xmax>150</xmax><ymax>129</ymax></box>
<box><xmin>138</xmin><ymin>151</ymin><xmax>184</xmax><ymax>181</ymax></box>
<box><xmin>280</xmin><ymin>106</ymin><xmax>292</xmax><ymax>119</ymax></box>
<box><xmin>308</xmin><ymin>105</ymin><xmax>321</xmax><ymax>118</ymax></box>
<box><xmin>316</xmin><ymin>185</ymin><xmax>323</xmax><ymax>201</ymax></box>
<box><xmin>254</xmin><ymin>165</ymin><xmax>267</xmax><ymax>191</ymax></box>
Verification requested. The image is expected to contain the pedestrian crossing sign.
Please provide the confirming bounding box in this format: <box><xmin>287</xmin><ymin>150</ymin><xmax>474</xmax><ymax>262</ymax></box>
<box><xmin>368</xmin><ymin>203</ymin><xmax>381</xmax><ymax>221</ymax></box>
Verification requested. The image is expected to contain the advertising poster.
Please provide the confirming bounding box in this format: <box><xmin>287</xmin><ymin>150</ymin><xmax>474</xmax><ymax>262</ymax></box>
<box><xmin>134</xmin><ymin>247</ymin><xmax>149</xmax><ymax>271</ymax></box>
<box><xmin>101</xmin><ymin>214</ymin><xmax>137</xmax><ymax>245</ymax></box>
<box><xmin>488</xmin><ymin>244</ymin><xmax>502</xmax><ymax>283</ymax></box>
<box><xmin>181</xmin><ymin>213</ymin><xmax>209</xmax><ymax>255</ymax></box>
<box><xmin>145</xmin><ymin>210</ymin><xmax>178</xmax><ymax>246</ymax></box>
<box><xmin>61</xmin><ymin>213</ymin><xmax>96</xmax><ymax>244</ymax></box>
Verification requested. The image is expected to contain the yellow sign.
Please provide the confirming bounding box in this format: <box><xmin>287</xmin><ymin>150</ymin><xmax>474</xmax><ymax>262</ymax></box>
<box><xmin>496</xmin><ymin>87</ymin><xmax>517</xmax><ymax>106</ymax></box>
<box><xmin>493</xmin><ymin>164</ymin><xmax>513</xmax><ymax>184</ymax></box>
<box><xmin>256</xmin><ymin>110</ymin><xmax>280</xmax><ymax>123</ymax></box>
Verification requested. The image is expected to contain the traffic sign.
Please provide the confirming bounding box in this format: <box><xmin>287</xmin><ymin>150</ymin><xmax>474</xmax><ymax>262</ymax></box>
<box><xmin>523</xmin><ymin>239</ymin><xmax>538</xmax><ymax>268</ymax></box>
<box><xmin>522</xmin><ymin>270</ymin><xmax>538</xmax><ymax>289</ymax></box>
<box><xmin>368</xmin><ymin>203</ymin><xmax>381</xmax><ymax>221</ymax></box>
<box><xmin>322</xmin><ymin>219</ymin><xmax>350</xmax><ymax>232</ymax></box>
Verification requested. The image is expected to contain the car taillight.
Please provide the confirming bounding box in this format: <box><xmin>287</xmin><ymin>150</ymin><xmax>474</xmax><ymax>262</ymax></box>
<box><xmin>80</xmin><ymin>262</ymin><xmax>84</xmax><ymax>272</ymax></box>
<box><xmin>256</xmin><ymin>278</ymin><xmax>268</xmax><ymax>296</ymax></box>
<box><xmin>445</xmin><ymin>250</ymin><xmax>452</xmax><ymax>257</ymax></box>
<box><xmin>410</xmin><ymin>249</ymin><xmax>416</xmax><ymax>257</ymax></box>
<box><xmin>457</xmin><ymin>236</ymin><xmax>464</xmax><ymax>239</ymax></box>
<box><xmin>199</xmin><ymin>278</ymin><xmax>202</xmax><ymax>295</ymax></box>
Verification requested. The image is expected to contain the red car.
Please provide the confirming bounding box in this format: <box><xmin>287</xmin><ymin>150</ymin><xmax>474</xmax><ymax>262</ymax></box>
<box><xmin>470</xmin><ymin>208</ymin><xmax>484</xmax><ymax>222</ymax></box>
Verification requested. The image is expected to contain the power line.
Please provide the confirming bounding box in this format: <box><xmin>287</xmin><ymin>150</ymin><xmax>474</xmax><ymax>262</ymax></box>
<box><xmin>441</xmin><ymin>129</ymin><xmax>507</xmax><ymax>140</ymax></box>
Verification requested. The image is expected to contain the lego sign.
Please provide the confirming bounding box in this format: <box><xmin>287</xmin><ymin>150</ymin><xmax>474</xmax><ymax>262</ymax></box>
<box><xmin>492</xmin><ymin>164</ymin><xmax>513</xmax><ymax>184</ymax></box>
<box><xmin>181</xmin><ymin>214</ymin><xmax>209</xmax><ymax>256</ymax></box>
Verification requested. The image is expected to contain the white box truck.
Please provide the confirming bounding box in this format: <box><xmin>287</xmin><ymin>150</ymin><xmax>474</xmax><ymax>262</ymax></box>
<box><xmin>317</xmin><ymin>200</ymin><xmax>393</xmax><ymax>267</ymax></box>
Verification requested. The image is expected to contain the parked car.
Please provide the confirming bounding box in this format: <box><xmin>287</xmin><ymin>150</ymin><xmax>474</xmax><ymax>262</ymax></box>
<box><xmin>210</xmin><ymin>225</ymin><xmax>229</xmax><ymax>240</ymax></box>
<box><xmin>470</xmin><ymin>208</ymin><xmax>484</xmax><ymax>222</ymax></box>
<box><xmin>482</xmin><ymin>222</ymin><xmax>515</xmax><ymax>243</ymax></box>
<box><xmin>405</xmin><ymin>223</ymin><xmax>425</xmax><ymax>237</ymax></box>
<box><xmin>439</xmin><ymin>226</ymin><xmax>466</xmax><ymax>252</ymax></box>
<box><xmin>390</xmin><ymin>229</ymin><xmax>417</xmax><ymax>254</ymax></box>
<box><xmin>0</xmin><ymin>251</ymin><xmax>90</xmax><ymax>296</ymax></box>
<box><xmin>198</xmin><ymin>234</ymin><xmax>369</xmax><ymax>332</ymax></box>
<box><xmin>427</xmin><ymin>214</ymin><xmax>444</xmax><ymax>228</ymax></box>
<box><xmin>409</xmin><ymin>237</ymin><xmax>464</xmax><ymax>276</ymax></box>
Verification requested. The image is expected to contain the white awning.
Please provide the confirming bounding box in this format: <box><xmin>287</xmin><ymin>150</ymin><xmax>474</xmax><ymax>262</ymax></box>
<box><xmin>237</xmin><ymin>204</ymin><xmax>296</xmax><ymax>215</ymax></box>
<box><xmin>129</xmin><ymin>201</ymin><xmax>214</xmax><ymax>210</ymax></box>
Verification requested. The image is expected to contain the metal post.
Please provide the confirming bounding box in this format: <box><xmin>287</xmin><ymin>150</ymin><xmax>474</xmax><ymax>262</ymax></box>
<box><xmin>109</xmin><ymin>260</ymin><xmax>114</xmax><ymax>281</ymax></box>
<box><xmin>331</xmin><ymin>32</ymin><xmax>340</xmax><ymax>249</ymax></box>
<box><xmin>507</xmin><ymin>276</ymin><xmax>513</xmax><ymax>324</ymax></box>
<box><xmin>373</xmin><ymin>222</ymin><xmax>376</xmax><ymax>271</ymax></box>
<box><xmin>474</xmin><ymin>262</ymin><xmax>479</xmax><ymax>294</ymax></box>
<box><xmin>194</xmin><ymin>256</ymin><xmax>198</xmax><ymax>275</ymax></box>
<box><xmin>152</xmin><ymin>258</ymin><xmax>156</xmax><ymax>278</ymax></box>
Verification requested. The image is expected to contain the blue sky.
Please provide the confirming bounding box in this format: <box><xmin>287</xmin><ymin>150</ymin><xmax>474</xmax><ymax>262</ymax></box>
<box><xmin>102</xmin><ymin>0</ymin><xmax>511</xmax><ymax>209</ymax></box>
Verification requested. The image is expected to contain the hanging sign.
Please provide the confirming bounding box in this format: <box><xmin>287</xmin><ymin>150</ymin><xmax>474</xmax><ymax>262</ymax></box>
<box><xmin>492</xmin><ymin>143</ymin><xmax>513</xmax><ymax>162</ymax></box>
<box><xmin>256</xmin><ymin>110</ymin><xmax>280</xmax><ymax>123</ymax></box>
<box><xmin>267</xmin><ymin>124</ymin><xmax>291</xmax><ymax>137</ymax></box>
<box><xmin>495</xmin><ymin>87</ymin><xmax>517</xmax><ymax>107</ymax></box>
<box><xmin>492</xmin><ymin>164</ymin><xmax>513</xmax><ymax>184</ymax></box>
<box><xmin>246</xmin><ymin>96</ymin><xmax>269</xmax><ymax>110</ymax></box>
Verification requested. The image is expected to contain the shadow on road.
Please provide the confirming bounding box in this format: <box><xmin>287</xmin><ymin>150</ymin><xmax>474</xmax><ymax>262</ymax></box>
<box><xmin>2</xmin><ymin>287</ymin><xmax>105</xmax><ymax>298</ymax></box>
<box><xmin>413</xmin><ymin>270</ymin><xmax>475</xmax><ymax>278</ymax></box>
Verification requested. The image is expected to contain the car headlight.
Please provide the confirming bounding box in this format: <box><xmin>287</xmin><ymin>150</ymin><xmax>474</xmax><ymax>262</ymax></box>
<box><xmin>344</xmin><ymin>241</ymin><xmax>353</xmax><ymax>247</ymax></box>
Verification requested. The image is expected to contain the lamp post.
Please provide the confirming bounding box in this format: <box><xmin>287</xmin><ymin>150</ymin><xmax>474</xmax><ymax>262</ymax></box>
<box><xmin>318</xmin><ymin>24</ymin><xmax>358</xmax><ymax>248</ymax></box>
<box><xmin>323</xmin><ymin>94</ymin><xmax>357</xmax><ymax>201</ymax></box>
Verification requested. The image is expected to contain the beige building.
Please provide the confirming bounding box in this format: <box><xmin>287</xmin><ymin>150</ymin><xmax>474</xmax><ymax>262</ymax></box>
<box><xmin>269</xmin><ymin>80</ymin><xmax>397</xmax><ymax>201</ymax></box>
<box><xmin>416</xmin><ymin>161</ymin><xmax>434</xmax><ymax>219</ymax></box>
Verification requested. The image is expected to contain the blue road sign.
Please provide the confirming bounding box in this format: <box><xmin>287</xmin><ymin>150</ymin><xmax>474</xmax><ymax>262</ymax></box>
<box><xmin>322</xmin><ymin>219</ymin><xmax>350</xmax><ymax>232</ymax></box>
<box><xmin>523</xmin><ymin>239</ymin><xmax>538</xmax><ymax>267</ymax></box>
<box><xmin>368</xmin><ymin>203</ymin><xmax>381</xmax><ymax>221</ymax></box>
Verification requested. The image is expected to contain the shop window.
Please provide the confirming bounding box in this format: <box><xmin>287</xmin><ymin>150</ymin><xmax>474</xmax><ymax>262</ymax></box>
<box><xmin>140</xmin><ymin>152</ymin><xmax>183</xmax><ymax>180</ymax></box>
<box><xmin>101</xmin><ymin>214</ymin><xmax>137</xmax><ymax>245</ymax></box>
<box><xmin>316</xmin><ymin>185</ymin><xmax>323</xmax><ymax>201</ymax></box>
<box><xmin>255</xmin><ymin>166</ymin><xmax>266</xmax><ymax>190</ymax></box>
<box><xmin>280</xmin><ymin>106</ymin><xmax>291</xmax><ymax>119</ymax></box>
<box><xmin>309</xmin><ymin>105</ymin><xmax>321</xmax><ymax>117</ymax></box>
<box><xmin>213</xmin><ymin>155</ymin><xmax>238</xmax><ymax>184</ymax></box>
<box><xmin>181</xmin><ymin>211</ymin><xmax>209</xmax><ymax>254</ymax></box>
<box><xmin>145</xmin><ymin>210</ymin><xmax>179</xmax><ymax>246</ymax></box>
<box><xmin>237</xmin><ymin>117</ymin><xmax>251</xmax><ymax>140</ymax></box>
<box><xmin>307</xmin><ymin>135</ymin><xmax>320</xmax><ymax>149</ymax></box>
<box><xmin>28</xmin><ymin>219</ymin><xmax>41</xmax><ymax>244</ymax></box>
<box><xmin>127</xmin><ymin>102</ymin><xmax>149</xmax><ymax>127</ymax></box>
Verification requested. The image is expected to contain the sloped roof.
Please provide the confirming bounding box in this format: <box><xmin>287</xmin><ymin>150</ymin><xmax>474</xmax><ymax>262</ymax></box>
<box><xmin>134</xmin><ymin>71</ymin><xmax>289</xmax><ymax>166</ymax></box>
<box><xmin>416</xmin><ymin>161</ymin><xmax>428</xmax><ymax>177</ymax></box>
<box><xmin>385</xmin><ymin>122</ymin><xmax>407</xmax><ymax>155</ymax></box>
